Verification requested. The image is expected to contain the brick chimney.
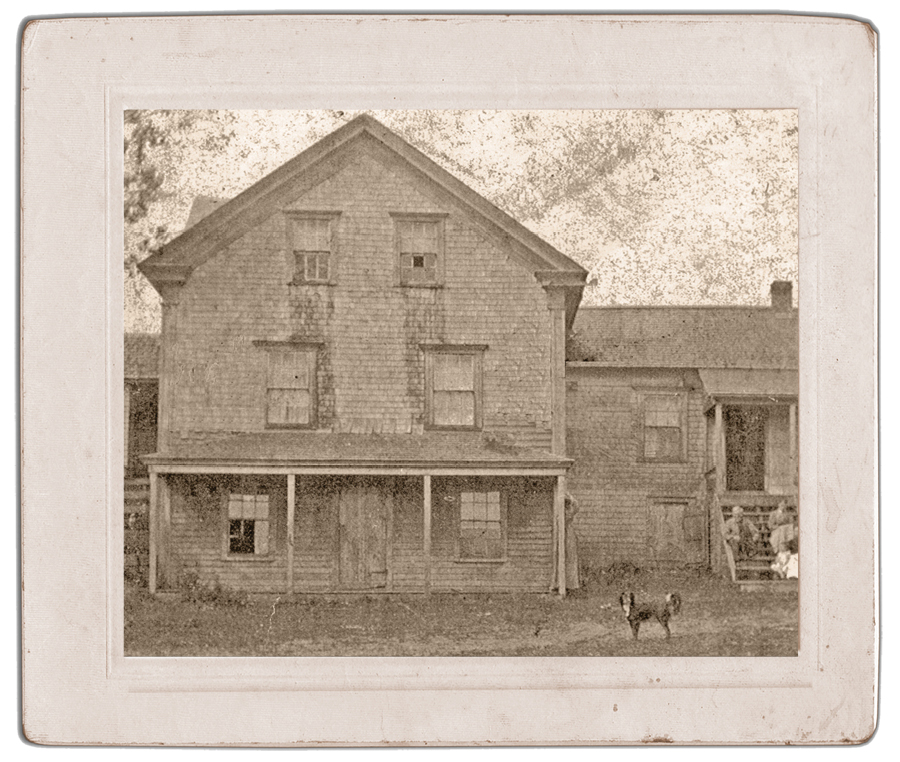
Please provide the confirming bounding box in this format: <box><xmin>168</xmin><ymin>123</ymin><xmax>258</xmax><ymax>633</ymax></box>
<box><xmin>770</xmin><ymin>281</ymin><xmax>793</xmax><ymax>312</ymax></box>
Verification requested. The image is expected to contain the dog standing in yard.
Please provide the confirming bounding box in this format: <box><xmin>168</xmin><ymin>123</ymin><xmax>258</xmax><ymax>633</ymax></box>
<box><xmin>619</xmin><ymin>592</ymin><xmax>682</xmax><ymax>640</ymax></box>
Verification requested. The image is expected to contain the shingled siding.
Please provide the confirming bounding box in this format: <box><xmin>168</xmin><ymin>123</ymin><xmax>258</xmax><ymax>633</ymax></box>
<box><xmin>565</xmin><ymin>368</ymin><xmax>708</xmax><ymax>569</ymax></box>
<box><xmin>166</xmin><ymin>475</ymin><xmax>289</xmax><ymax>593</ymax></box>
<box><xmin>166</xmin><ymin>146</ymin><xmax>552</xmax><ymax>446</ymax></box>
<box><xmin>165</xmin><ymin>475</ymin><xmax>554</xmax><ymax>592</ymax></box>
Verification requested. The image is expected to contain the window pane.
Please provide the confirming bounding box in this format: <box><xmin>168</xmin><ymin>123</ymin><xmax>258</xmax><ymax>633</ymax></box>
<box><xmin>293</xmin><ymin>218</ymin><xmax>331</xmax><ymax>251</ymax></box>
<box><xmin>268</xmin><ymin>351</ymin><xmax>310</xmax><ymax>390</ymax></box>
<box><xmin>645</xmin><ymin>427</ymin><xmax>681</xmax><ymax>459</ymax></box>
<box><xmin>434</xmin><ymin>391</ymin><xmax>475</xmax><ymax>427</ymax></box>
<box><xmin>486</xmin><ymin>493</ymin><xmax>501</xmax><ymax>521</ymax></box>
<box><xmin>645</xmin><ymin>395</ymin><xmax>681</xmax><ymax>427</ymax></box>
<box><xmin>229</xmin><ymin>519</ymin><xmax>255</xmax><ymax>554</ymax></box>
<box><xmin>434</xmin><ymin>353</ymin><xmax>474</xmax><ymax>391</ymax></box>
<box><xmin>267</xmin><ymin>389</ymin><xmax>310</xmax><ymax>425</ymax></box>
<box><xmin>399</xmin><ymin>220</ymin><xmax>438</xmax><ymax>253</ymax></box>
<box><xmin>254</xmin><ymin>520</ymin><xmax>269</xmax><ymax>555</ymax></box>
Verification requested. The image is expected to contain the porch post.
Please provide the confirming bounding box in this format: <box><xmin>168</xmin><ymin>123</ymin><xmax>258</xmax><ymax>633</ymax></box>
<box><xmin>789</xmin><ymin>403</ymin><xmax>798</xmax><ymax>489</ymax></box>
<box><xmin>423</xmin><ymin>474</ymin><xmax>432</xmax><ymax>595</ymax></box>
<box><xmin>123</xmin><ymin>382</ymin><xmax>131</xmax><ymax>477</ymax></box>
<box><xmin>287</xmin><ymin>474</ymin><xmax>296</xmax><ymax>595</ymax></box>
<box><xmin>159</xmin><ymin>474</ymin><xmax>172</xmax><ymax>589</ymax></box>
<box><xmin>714</xmin><ymin>403</ymin><xmax>726</xmax><ymax>493</ymax></box>
<box><xmin>555</xmin><ymin>474</ymin><xmax>567</xmax><ymax>597</ymax></box>
<box><xmin>148</xmin><ymin>467</ymin><xmax>158</xmax><ymax>594</ymax></box>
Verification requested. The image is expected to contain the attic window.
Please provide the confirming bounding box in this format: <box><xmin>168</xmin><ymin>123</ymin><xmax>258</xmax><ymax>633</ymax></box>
<box><xmin>393</xmin><ymin>214</ymin><xmax>445</xmax><ymax>286</ymax></box>
<box><xmin>288</xmin><ymin>213</ymin><xmax>339</xmax><ymax>285</ymax></box>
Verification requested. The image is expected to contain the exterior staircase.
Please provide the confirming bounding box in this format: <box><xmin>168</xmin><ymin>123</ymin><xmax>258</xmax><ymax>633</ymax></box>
<box><xmin>715</xmin><ymin>502</ymin><xmax>798</xmax><ymax>591</ymax></box>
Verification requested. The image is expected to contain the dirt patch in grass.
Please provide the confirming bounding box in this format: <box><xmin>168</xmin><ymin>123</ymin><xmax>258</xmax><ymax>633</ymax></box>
<box><xmin>124</xmin><ymin>569</ymin><xmax>799</xmax><ymax>657</ymax></box>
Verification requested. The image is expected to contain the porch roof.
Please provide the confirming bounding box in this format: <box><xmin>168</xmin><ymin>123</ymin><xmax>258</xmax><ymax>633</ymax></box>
<box><xmin>143</xmin><ymin>431</ymin><xmax>571</xmax><ymax>472</ymax></box>
<box><xmin>699</xmin><ymin>368</ymin><xmax>799</xmax><ymax>399</ymax></box>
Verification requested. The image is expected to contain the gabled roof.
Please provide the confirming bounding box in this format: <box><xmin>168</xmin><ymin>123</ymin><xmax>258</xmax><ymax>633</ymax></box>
<box><xmin>568</xmin><ymin>305</ymin><xmax>798</xmax><ymax>370</ymax></box>
<box><xmin>139</xmin><ymin>114</ymin><xmax>587</xmax><ymax>314</ymax></box>
<box><xmin>125</xmin><ymin>333</ymin><xmax>159</xmax><ymax>379</ymax></box>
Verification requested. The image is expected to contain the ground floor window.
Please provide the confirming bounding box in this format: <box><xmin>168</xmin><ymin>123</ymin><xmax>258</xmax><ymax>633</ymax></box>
<box><xmin>459</xmin><ymin>490</ymin><xmax>505</xmax><ymax>561</ymax></box>
<box><xmin>226</xmin><ymin>493</ymin><xmax>270</xmax><ymax>556</ymax></box>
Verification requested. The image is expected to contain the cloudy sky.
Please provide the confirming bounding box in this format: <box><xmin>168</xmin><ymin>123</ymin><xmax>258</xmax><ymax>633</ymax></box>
<box><xmin>125</xmin><ymin>109</ymin><xmax>798</xmax><ymax>333</ymax></box>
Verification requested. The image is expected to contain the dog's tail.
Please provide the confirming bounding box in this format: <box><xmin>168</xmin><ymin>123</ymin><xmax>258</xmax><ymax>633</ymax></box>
<box><xmin>665</xmin><ymin>592</ymin><xmax>682</xmax><ymax>616</ymax></box>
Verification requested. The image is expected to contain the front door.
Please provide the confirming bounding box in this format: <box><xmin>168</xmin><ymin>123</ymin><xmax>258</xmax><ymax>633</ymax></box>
<box><xmin>338</xmin><ymin>477</ymin><xmax>390</xmax><ymax>589</ymax></box>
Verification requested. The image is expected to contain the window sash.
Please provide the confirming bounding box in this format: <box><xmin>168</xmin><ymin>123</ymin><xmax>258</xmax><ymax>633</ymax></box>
<box><xmin>397</xmin><ymin>218</ymin><xmax>441</xmax><ymax>285</ymax></box>
<box><xmin>266</xmin><ymin>349</ymin><xmax>315</xmax><ymax>427</ymax></box>
<box><xmin>459</xmin><ymin>491</ymin><xmax>504</xmax><ymax>560</ymax></box>
<box><xmin>427</xmin><ymin>350</ymin><xmax>481</xmax><ymax>429</ymax></box>
<box><xmin>643</xmin><ymin>394</ymin><xmax>684</xmax><ymax>460</ymax></box>
<box><xmin>227</xmin><ymin>494</ymin><xmax>270</xmax><ymax>555</ymax></box>
<box><xmin>291</xmin><ymin>217</ymin><xmax>333</xmax><ymax>283</ymax></box>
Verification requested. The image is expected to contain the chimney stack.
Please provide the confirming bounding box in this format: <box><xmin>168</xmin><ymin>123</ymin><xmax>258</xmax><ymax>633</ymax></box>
<box><xmin>770</xmin><ymin>281</ymin><xmax>793</xmax><ymax>312</ymax></box>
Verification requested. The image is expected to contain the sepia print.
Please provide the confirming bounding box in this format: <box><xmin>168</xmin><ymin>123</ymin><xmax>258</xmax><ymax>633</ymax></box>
<box><xmin>123</xmin><ymin>108</ymin><xmax>799</xmax><ymax>658</ymax></box>
<box><xmin>22</xmin><ymin>14</ymin><xmax>877</xmax><ymax>745</ymax></box>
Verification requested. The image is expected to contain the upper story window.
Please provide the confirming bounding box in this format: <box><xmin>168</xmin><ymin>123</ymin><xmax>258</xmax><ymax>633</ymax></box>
<box><xmin>392</xmin><ymin>213</ymin><xmax>446</xmax><ymax>286</ymax></box>
<box><xmin>261</xmin><ymin>344</ymin><xmax>318</xmax><ymax>428</ymax></box>
<box><xmin>424</xmin><ymin>346</ymin><xmax>485</xmax><ymax>430</ymax></box>
<box><xmin>641</xmin><ymin>392</ymin><xmax>686</xmax><ymax>462</ymax></box>
<box><xmin>288</xmin><ymin>213</ymin><xmax>339</xmax><ymax>285</ymax></box>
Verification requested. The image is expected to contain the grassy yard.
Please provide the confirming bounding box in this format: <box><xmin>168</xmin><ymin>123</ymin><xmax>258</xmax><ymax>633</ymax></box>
<box><xmin>124</xmin><ymin>568</ymin><xmax>798</xmax><ymax>657</ymax></box>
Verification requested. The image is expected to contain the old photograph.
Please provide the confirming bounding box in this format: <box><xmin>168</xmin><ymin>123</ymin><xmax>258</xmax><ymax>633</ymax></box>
<box><xmin>123</xmin><ymin>108</ymin><xmax>799</xmax><ymax>657</ymax></box>
<box><xmin>22</xmin><ymin>13</ymin><xmax>878</xmax><ymax>745</ymax></box>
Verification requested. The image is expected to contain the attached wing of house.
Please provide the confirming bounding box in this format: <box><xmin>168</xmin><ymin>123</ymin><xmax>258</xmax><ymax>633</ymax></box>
<box><xmin>565</xmin><ymin>282</ymin><xmax>798</xmax><ymax>583</ymax></box>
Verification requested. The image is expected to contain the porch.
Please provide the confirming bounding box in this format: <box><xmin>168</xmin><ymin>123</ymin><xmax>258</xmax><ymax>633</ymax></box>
<box><xmin>143</xmin><ymin>432</ymin><xmax>573</xmax><ymax>596</ymax></box>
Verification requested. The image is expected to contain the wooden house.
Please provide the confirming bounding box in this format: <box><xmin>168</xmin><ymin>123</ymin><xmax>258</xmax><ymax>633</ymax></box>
<box><xmin>565</xmin><ymin>282</ymin><xmax>798</xmax><ymax>580</ymax></box>
<box><xmin>137</xmin><ymin>114</ymin><xmax>588</xmax><ymax>595</ymax></box>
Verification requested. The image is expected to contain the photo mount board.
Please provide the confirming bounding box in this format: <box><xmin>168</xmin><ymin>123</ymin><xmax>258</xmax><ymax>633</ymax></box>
<box><xmin>21</xmin><ymin>14</ymin><xmax>877</xmax><ymax>745</ymax></box>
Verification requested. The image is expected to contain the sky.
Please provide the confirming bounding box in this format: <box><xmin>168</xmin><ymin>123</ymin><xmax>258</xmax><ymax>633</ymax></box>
<box><xmin>125</xmin><ymin>108</ymin><xmax>798</xmax><ymax>333</ymax></box>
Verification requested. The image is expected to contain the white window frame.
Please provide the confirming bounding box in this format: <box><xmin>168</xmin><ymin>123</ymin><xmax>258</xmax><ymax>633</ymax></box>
<box><xmin>286</xmin><ymin>211</ymin><xmax>340</xmax><ymax>285</ymax></box>
<box><xmin>457</xmin><ymin>489</ymin><xmax>508</xmax><ymax>563</ymax></box>
<box><xmin>423</xmin><ymin>345</ymin><xmax>485</xmax><ymax>431</ymax></box>
<box><xmin>255</xmin><ymin>341</ymin><xmax>320</xmax><ymax>429</ymax></box>
<box><xmin>640</xmin><ymin>391</ymin><xmax>687</xmax><ymax>462</ymax></box>
<box><xmin>223</xmin><ymin>485</ymin><xmax>272</xmax><ymax>560</ymax></box>
<box><xmin>391</xmin><ymin>212</ymin><xmax>447</xmax><ymax>287</ymax></box>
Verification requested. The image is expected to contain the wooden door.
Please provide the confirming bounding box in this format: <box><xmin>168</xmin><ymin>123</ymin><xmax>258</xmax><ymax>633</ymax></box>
<box><xmin>648</xmin><ymin>499</ymin><xmax>706</xmax><ymax>569</ymax></box>
<box><xmin>339</xmin><ymin>477</ymin><xmax>390</xmax><ymax>589</ymax></box>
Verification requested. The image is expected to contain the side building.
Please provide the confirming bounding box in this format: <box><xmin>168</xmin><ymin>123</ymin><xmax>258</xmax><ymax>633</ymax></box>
<box><xmin>565</xmin><ymin>282</ymin><xmax>798</xmax><ymax>580</ymax></box>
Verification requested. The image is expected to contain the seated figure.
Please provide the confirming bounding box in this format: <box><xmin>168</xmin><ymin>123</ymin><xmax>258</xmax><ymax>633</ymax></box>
<box><xmin>768</xmin><ymin>503</ymin><xmax>797</xmax><ymax>556</ymax></box>
<box><xmin>723</xmin><ymin>505</ymin><xmax>761</xmax><ymax>561</ymax></box>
